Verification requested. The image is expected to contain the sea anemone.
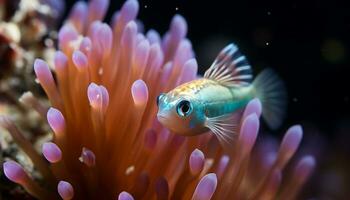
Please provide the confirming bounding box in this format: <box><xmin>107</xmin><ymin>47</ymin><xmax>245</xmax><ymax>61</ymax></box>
<box><xmin>1</xmin><ymin>0</ymin><xmax>315</xmax><ymax>199</ymax></box>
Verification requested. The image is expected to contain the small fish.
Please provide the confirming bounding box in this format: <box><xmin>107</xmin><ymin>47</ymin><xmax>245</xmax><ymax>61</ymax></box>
<box><xmin>156</xmin><ymin>43</ymin><xmax>286</xmax><ymax>148</ymax></box>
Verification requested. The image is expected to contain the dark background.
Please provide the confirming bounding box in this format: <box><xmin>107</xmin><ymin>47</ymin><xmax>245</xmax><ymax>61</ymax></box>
<box><xmin>65</xmin><ymin>0</ymin><xmax>350</xmax><ymax>137</ymax></box>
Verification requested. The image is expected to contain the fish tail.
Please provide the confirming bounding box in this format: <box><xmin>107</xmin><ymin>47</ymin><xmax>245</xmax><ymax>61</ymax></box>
<box><xmin>253</xmin><ymin>68</ymin><xmax>287</xmax><ymax>130</ymax></box>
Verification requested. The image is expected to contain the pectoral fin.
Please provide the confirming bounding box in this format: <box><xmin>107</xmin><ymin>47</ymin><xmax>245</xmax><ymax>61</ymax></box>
<box><xmin>204</xmin><ymin>112</ymin><xmax>241</xmax><ymax>150</ymax></box>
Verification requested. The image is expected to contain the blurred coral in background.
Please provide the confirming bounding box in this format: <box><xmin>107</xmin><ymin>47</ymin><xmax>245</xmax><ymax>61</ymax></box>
<box><xmin>0</xmin><ymin>0</ymin><xmax>65</xmax><ymax>169</ymax></box>
<box><xmin>0</xmin><ymin>0</ymin><xmax>64</xmax><ymax>90</ymax></box>
<box><xmin>1</xmin><ymin>0</ymin><xmax>65</xmax><ymax>197</ymax></box>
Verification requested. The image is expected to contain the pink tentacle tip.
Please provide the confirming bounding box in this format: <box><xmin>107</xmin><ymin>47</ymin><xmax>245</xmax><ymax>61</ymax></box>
<box><xmin>47</xmin><ymin>107</ymin><xmax>65</xmax><ymax>134</ymax></box>
<box><xmin>217</xmin><ymin>155</ymin><xmax>230</xmax><ymax>177</ymax></box>
<box><xmin>68</xmin><ymin>1</ymin><xmax>87</xmax><ymax>32</ymax></box>
<box><xmin>89</xmin><ymin>21</ymin><xmax>103</xmax><ymax>38</ymax></box>
<box><xmin>72</xmin><ymin>50</ymin><xmax>88</xmax><ymax>70</ymax></box>
<box><xmin>149</xmin><ymin>43</ymin><xmax>164</xmax><ymax>68</ymax></box>
<box><xmin>120</xmin><ymin>0</ymin><xmax>139</xmax><ymax>22</ymax></box>
<box><xmin>170</xmin><ymin>14</ymin><xmax>187</xmax><ymax>40</ymax></box>
<box><xmin>122</xmin><ymin>21</ymin><xmax>138</xmax><ymax>46</ymax></box>
<box><xmin>136</xmin><ymin>33</ymin><xmax>146</xmax><ymax>44</ymax></box>
<box><xmin>180</xmin><ymin>58</ymin><xmax>198</xmax><ymax>82</ymax></box>
<box><xmin>243</xmin><ymin>98</ymin><xmax>262</xmax><ymax>119</ymax></box>
<box><xmin>98</xmin><ymin>24</ymin><xmax>113</xmax><ymax>52</ymax></box>
<box><xmin>155</xmin><ymin>177</ymin><xmax>169</xmax><ymax>199</ymax></box>
<box><xmin>279</xmin><ymin>125</ymin><xmax>303</xmax><ymax>158</ymax></box>
<box><xmin>118</xmin><ymin>191</ymin><xmax>134</xmax><ymax>200</ymax></box>
<box><xmin>239</xmin><ymin>113</ymin><xmax>260</xmax><ymax>155</ymax></box>
<box><xmin>70</xmin><ymin>1</ymin><xmax>87</xmax><ymax>19</ymax></box>
<box><xmin>87</xmin><ymin>83</ymin><xmax>102</xmax><ymax>108</ymax></box>
<box><xmin>111</xmin><ymin>11</ymin><xmax>120</xmax><ymax>28</ymax></box>
<box><xmin>79</xmin><ymin>147</ymin><xmax>96</xmax><ymax>167</ymax></box>
<box><xmin>295</xmin><ymin>155</ymin><xmax>316</xmax><ymax>183</ymax></box>
<box><xmin>54</xmin><ymin>51</ymin><xmax>68</xmax><ymax>73</ymax></box>
<box><xmin>87</xmin><ymin>83</ymin><xmax>109</xmax><ymax>110</ymax></box>
<box><xmin>58</xmin><ymin>181</ymin><xmax>74</xmax><ymax>200</ymax></box>
<box><xmin>88</xmin><ymin>0</ymin><xmax>109</xmax><ymax>19</ymax></box>
<box><xmin>79</xmin><ymin>37</ymin><xmax>92</xmax><ymax>55</ymax></box>
<box><xmin>58</xmin><ymin>25</ymin><xmax>78</xmax><ymax>47</ymax></box>
<box><xmin>34</xmin><ymin>59</ymin><xmax>52</xmax><ymax>83</ymax></box>
<box><xmin>189</xmin><ymin>149</ymin><xmax>205</xmax><ymax>175</ymax></box>
<box><xmin>192</xmin><ymin>173</ymin><xmax>218</xmax><ymax>200</ymax></box>
<box><xmin>131</xmin><ymin>80</ymin><xmax>148</xmax><ymax>106</ymax></box>
<box><xmin>42</xmin><ymin>142</ymin><xmax>62</xmax><ymax>163</ymax></box>
<box><xmin>184</xmin><ymin>59</ymin><xmax>198</xmax><ymax>73</ymax></box>
<box><xmin>3</xmin><ymin>161</ymin><xmax>28</xmax><ymax>184</ymax></box>
<box><xmin>146</xmin><ymin>29</ymin><xmax>161</xmax><ymax>44</ymax></box>
<box><xmin>174</xmin><ymin>40</ymin><xmax>193</xmax><ymax>64</ymax></box>
<box><xmin>135</xmin><ymin>40</ymin><xmax>150</xmax><ymax>66</ymax></box>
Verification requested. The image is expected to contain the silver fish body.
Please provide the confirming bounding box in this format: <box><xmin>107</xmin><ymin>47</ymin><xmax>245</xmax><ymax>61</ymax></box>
<box><xmin>157</xmin><ymin>43</ymin><xmax>286</xmax><ymax>147</ymax></box>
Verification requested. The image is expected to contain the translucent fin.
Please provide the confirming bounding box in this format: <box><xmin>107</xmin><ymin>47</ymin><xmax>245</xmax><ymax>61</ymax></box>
<box><xmin>253</xmin><ymin>69</ymin><xmax>287</xmax><ymax>130</ymax></box>
<box><xmin>204</xmin><ymin>43</ymin><xmax>253</xmax><ymax>87</ymax></box>
<box><xmin>204</xmin><ymin>113</ymin><xmax>241</xmax><ymax>150</ymax></box>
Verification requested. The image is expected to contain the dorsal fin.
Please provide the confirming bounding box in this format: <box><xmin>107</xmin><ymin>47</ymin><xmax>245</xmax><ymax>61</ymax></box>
<box><xmin>204</xmin><ymin>43</ymin><xmax>253</xmax><ymax>87</ymax></box>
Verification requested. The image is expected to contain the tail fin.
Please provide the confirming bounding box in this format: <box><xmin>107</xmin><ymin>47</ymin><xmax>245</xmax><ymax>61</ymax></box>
<box><xmin>253</xmin><ymin>69</ymin><xmax>287</xmax><ymax>130</ymax></box>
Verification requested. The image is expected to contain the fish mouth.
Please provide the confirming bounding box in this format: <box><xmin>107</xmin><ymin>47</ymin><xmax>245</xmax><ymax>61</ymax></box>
<box><xmin>156</xmin><ymin>114</ymin><xmax>168</xmax><ymax>124</ymax></box>
<box><xmin>157</xmin><ymin>114</ymin><xmax>167</xmax><ymax>120</ymax></box>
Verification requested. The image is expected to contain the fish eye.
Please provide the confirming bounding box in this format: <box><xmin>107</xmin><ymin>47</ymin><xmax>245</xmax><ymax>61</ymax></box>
<box><xmin>157</xmin><ymin>93</ymin><xmax>165</xmax><ymax>106</ymax></box>
<box><xmin>176</xmin><ymin>100</ymin><xmax>192</xmax><ymax>117</ymax></box>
